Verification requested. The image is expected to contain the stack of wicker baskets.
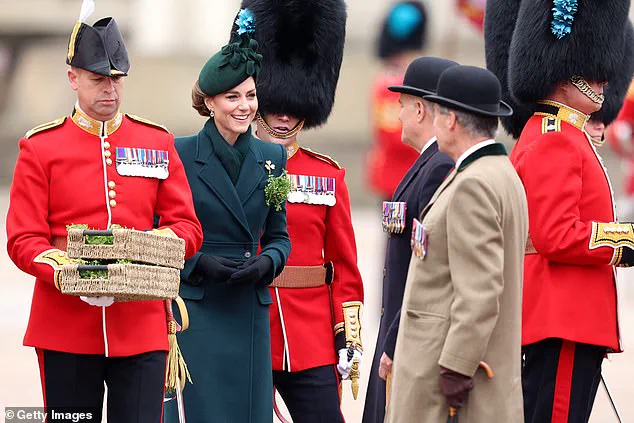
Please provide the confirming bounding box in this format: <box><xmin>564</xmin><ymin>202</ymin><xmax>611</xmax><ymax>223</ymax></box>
<box><xmin>60</xmin><ymin>228</ymin><xmax>185</xmax><ymax>302</ymax></box>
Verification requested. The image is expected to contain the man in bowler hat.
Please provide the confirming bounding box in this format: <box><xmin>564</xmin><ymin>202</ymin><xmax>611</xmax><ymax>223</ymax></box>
<box><xmin>362</xmin><ymin>56</ymin><xmax>455</xmax><ymax>423</ymax></box>
<box><xmin>385</xmin><ymin>65</ymin><xmax>528</xmax><ymax>423</ymax></box>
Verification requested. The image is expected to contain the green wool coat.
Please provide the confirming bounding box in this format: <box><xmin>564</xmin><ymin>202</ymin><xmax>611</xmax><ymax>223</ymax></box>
<box><xmin>163</xmin><ymin>119</ymin><xmax>290</xmax><ymax>423</ymax></box>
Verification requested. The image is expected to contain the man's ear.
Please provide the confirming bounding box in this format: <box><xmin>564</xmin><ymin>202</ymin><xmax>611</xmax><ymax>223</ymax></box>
<box><xmin>447</xmin><ymin>111</ymin><xmax>458</xmax><ymax>131</ymax></box>
<box><xmin>68</xmin><ymin>68</ymin><xmax>80</xmax><ymax>92</ymax></box>
<box><xmin>415</xmin><ymin>99</ymin><xmax>426</xmax><ymax>123</ymax></box>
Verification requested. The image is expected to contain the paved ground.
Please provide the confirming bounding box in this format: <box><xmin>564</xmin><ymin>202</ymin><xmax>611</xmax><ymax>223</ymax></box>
<box><xmin>1</xmin><ymin>188</ymin><xmax>633</xmax><ymax>422</ymax></box>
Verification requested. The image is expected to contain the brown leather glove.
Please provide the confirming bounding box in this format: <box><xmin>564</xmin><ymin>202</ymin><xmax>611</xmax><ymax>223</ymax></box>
<box><xmin>439</xmin><ymin>366</ymin><xmax>474</xmax><ymax>409</ymax></box>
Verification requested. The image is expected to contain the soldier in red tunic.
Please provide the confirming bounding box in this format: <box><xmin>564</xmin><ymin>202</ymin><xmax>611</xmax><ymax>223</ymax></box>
<box><xmin>485</xmin><ymin>0</ymin><xmax>634</xmax><ymax>421</ymax></box>
<box><xmin>233</xmin><ymin>0</ymin><xmax>363</xmax><ymax>421</ymax></box>
<box><xmin>606</xmin><ymin>82</ymin><xmax>634</xmax><ymax>219</ymax></box>
<box><xmin>5</xmin><ymin>3</ymin><xmax>202</xmax><ymax>421</ymax></box>
<box><xmin>365</xmin><ymin>1</ymin><xmax>427</xmax><ymax>200</ymax></box>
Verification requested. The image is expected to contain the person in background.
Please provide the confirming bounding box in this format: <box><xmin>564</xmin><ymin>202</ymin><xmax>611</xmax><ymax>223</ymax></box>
<box><xmin>606</xmin><ymin>83</ymin><xmax>634</xmax><ymax>219</ymax></box>
<box><xmin>163</xmin><ymin>9</ymin><xmax>290</xmax><ymax>423</ymax></box>
<box><xmin>362</xmin><ymin>56</ymin><xmax>456</xmax><ymax>423</ymax></box>
<box><xmin>366</xmin><ymin>0</ymin><xmax>427</xmax><ymax>201</ymax></box>
<box><xmin>5</xmin><ymin>2</ymin><xmax>202</xmax><ymax>421</ymax></box>
<box><xmin>238</xmin><ymin>1</ymin><xmax>364</xmax><ymax>421</ymax></box>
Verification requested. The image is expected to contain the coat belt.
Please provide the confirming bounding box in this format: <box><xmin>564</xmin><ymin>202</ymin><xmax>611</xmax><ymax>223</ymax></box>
<box><xmin>270</xmin><ymin>263</ymin><xmax>334</xmax><ymax>288</ymax></box>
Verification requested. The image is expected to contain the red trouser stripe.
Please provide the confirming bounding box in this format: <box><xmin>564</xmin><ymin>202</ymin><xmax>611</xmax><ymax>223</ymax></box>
<box><xmin>552</xmin><ymin>340</ymin><xmax>576</xmax><ymax>423</ymax></box>
<box><xmin>35</xmin><ymin>349</ymin><xmax>48</xmax><ymax>423</ymax></box>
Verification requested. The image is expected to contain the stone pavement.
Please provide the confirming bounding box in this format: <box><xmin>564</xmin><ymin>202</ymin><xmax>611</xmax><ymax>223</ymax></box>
<box><xmin>0</xmin><ymin>188</ymin><xmax>633</xmax><ymax>422</ymax></box>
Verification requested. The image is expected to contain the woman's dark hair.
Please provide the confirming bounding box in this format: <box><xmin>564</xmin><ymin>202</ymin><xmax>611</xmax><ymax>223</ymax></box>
<box><xmin>192</xmin><ymin>81</ymin><xmax>211</xmax><ymax>117</ymax></box>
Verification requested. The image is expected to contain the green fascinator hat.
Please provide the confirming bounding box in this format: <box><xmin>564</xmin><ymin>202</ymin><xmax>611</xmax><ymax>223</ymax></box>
<box><xmin>198</xmin><ymin>9</ymin><xmax>262</xmax><ymax>96</ymax></box>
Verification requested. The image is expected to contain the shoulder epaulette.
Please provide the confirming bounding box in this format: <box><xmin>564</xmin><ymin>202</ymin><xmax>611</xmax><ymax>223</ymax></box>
<box><xmin>300</xmin><ymin>147</ymin><xmax>341</xmax><ymax>169</ymax></box>
<box><xmin>24</xmin><ymin>117</ymin><xmax>66</xmax><ymax>139</ymax></box>
<box><xmin>541</xmin><ymin>116</ymin><xmax>562</xmax><ymax>134</ymax></box>
<box><xmin>125</xmin><ymin>114</ymin><xmax>169</xmax><ymax>132</ymax></box>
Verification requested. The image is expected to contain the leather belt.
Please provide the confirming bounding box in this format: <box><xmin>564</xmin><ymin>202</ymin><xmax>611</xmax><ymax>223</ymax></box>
<box><xmin>270</xmin><ymin>262</ymin><xmax>334</xmax><ymax>288</ymax></box>
<box><xmin>525</xmin><ymin>235</ymin><xmax>537</xmax><ymax>255</ymax></box>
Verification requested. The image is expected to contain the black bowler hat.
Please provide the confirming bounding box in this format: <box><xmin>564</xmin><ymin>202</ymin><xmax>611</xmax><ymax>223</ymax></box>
<box><xmin>424</xmin><ymin>65</ymin><xmax>513</xmax><ymax>117</ymax></box>
<box><xmin>388</xmin><ymin>56</ymin><xmax>458</xmax><ymax>97</ymax></box>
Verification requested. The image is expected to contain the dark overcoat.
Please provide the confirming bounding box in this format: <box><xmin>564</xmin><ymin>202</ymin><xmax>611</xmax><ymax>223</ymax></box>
<box><xmin>164</xmin><ymin>119</ymin><xmax>290</xmax><ymax>423</ymax></box>
<box><xmin>362</xmin><ymin>140</ymin><xmax>453</xmax><ymax>423</ymax></box>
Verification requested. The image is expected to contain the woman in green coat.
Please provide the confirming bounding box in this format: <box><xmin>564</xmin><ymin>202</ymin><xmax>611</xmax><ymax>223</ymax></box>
<box><xmin>164</xmin><ymin>10</ymin><xmax>290</xmax><ymax>423</ymax></box>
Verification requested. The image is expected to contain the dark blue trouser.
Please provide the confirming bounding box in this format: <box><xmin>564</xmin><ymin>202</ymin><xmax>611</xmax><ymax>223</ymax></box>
<box><xmin>274</xmin><ymin>365</ymin><xmax>345</xmax><ymax>423</ymax></box>
<box><xmin>37</xmin><ymin>349</ymin><xmax>166</xmax><ymax>423</ymax></box>
<box><xmin>523</xmin><ymin>338</ymin><xmax>606</xmax><ymax>423</ymax></box>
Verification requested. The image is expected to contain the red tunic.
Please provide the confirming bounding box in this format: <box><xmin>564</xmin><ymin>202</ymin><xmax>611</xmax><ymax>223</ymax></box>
<box><xmin>366</xmin><ymin>73</ymin><xmax>419</xmax><ymax>199</ymax></box>
<box><xmin>606</xmin><ymin>86</ymin><xmax>634</xmax><ymax>194</ymax></box>
<box><xmin>6</xmin><ymin>109</ymin><xmax>202</xmax><ymax>357</ymax></box>
<box><xmin>269</xmin><ymin>145</ymin><xmax>364</xmax><ymax>372</ymax></box>
<box><xmin>511</xmin><ymin>103</ymin><xmax>620</xmax><ymax>351</ymax></box>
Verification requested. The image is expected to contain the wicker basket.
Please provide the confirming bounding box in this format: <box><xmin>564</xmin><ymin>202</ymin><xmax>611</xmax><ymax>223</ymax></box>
<box><xmin>60</xmin><ymin>264</ymin><xmax>180</xmax><ymax>302</ymax></box>
<box><xmin>66</xmin><ymin>228</ymin><xmax>185</xmax><ymax>269</ymax></box>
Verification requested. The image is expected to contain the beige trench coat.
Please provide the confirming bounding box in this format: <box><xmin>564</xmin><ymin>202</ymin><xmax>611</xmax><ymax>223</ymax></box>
<box><xmin>385</xmin><ymin>144</ymin><xmax>528</xmax><ymax>423</ymax></box>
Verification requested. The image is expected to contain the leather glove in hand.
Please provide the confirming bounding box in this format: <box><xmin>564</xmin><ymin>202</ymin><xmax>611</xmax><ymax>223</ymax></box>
<box><xmin>337</xmin><ymin>348</ymin><xmax>362</xmax><ymax>379</ymax></box>
<box><xmin>80</xmin><ymin>296</ymin><xmax>114</xmax><ymax>307</ymax></box>
<box><xmin>439</xmin><ymin>366</ymin><xmax>474</xmax><ymax>409</ymax></box>
<box><xmin>229</xmin><ymin>255</ymin><xmax>273</xmax><ymax>285</ymax></box>
<box><xmin>197</xmin><ymin>255</ymin><xmax>241</xmax><ymax>282</ymax></box>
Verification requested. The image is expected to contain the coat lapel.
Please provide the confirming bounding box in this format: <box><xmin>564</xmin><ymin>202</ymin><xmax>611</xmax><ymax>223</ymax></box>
<box><xmin>393</xmin><ymin>142</ymin><xmax>438</xmax><ymax>201</ymax></box>
<box><xmin>419</xmin><ymin>167</ymin><xmax>457</xmax><ymax>219</ymax></box>
<box><xmin>195</xmin><ymin>131</ymin><xmax>252</xmax><ymax>237</ymax></box>
<box><xmin>235</xmin><ymin>142</ymin><xmax>266</xmax><ymax>204</ymax></box>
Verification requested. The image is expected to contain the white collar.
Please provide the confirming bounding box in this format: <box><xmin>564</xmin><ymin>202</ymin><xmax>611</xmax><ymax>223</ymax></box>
<box><xmin>455</xmin><ymin>139</ymin><xmax>496</xmax><ymax>170</ymax></box>
<box><xmin>420</xmin><ymin>136</ymin><xmax>437</xmax><ymax>155</ymax></box>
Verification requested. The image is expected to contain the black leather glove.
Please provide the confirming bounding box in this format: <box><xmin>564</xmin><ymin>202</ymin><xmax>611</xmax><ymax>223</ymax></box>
<box><xmin>195</xmin><ymin>255</ymin><xmax>241</xmax><ymax>283</ymax></box>
<box><xmin>229</xmin><ymin>255</ymin><xmax>273</xmax><ymax>286</ymax></box>
<box><xmin>439</xmin><ymin>366</ymin><xmax>474</xmax><ymax>409</ymax></box>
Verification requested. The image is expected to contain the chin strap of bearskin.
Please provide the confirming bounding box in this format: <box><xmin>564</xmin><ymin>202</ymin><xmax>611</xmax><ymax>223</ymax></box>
<box><xmin>570</xmin><ymin>76</ymin><xmax>605</xmax><ymax>105</ymax></box>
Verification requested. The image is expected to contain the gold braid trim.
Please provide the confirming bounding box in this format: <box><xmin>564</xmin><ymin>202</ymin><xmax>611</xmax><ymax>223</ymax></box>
<box><xmin>610</xmin><ymin>247</ymin><xmax>624</xmax><ymax>266</ymax></box>
<box><xmin>589</xmin><ymin>222</ymin><xmax>634</xmax><ymax>250</ymax></box>
<box><xmin>67</xmin><ymin>21</ymin><xmax>82</xmax><ymax>63</ymax></box>
<box><xmin>334</xmin><ymin>322</ymin><xmax>345</xmax><ymax>336</ymax></box>
<box><xmin>536</xmin><ymin>100</ymin><xmax>588</xmax><ymax>131</ymax></box>
<box><xmin>343</xmin><ymin>301</ymin><xmax>363</xmax><ymax>352</ymax></box>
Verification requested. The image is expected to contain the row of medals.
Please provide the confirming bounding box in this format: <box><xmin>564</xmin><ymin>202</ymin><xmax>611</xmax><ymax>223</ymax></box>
<box><xmin>287</xmin><ymin>174</ymin><xmax>336</xmax><ymax>206</ymax></box>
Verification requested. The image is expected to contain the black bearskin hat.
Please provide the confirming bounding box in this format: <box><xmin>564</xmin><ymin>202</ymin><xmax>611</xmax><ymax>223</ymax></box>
<box><xmin>486</xmin><ymin>0</ymin><xmax>634</xmax><ymax>137</ymax></box>
<box><xmin>231</xmin><ymin>0</ymin><xmax>346</xmax><ymax>129</ymax></box>
<box><xmin>484</xmin><ymin>0</ymin><xmax>532</xmax><ymax>138</ymax></box>
<box><xmin>591</xmin><ymin>22</ymin><xmax>634</xmax><ymax>123</ymax></box>
<box><xmin>376</xmin><ymin>1</ymin><xmax>427</xmax><ymax>60</ymax></box>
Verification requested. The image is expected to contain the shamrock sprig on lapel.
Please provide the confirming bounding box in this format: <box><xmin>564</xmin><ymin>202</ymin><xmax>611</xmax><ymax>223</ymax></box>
<box><xmin>264</xmin><ymin>160</ymin><xmax>291</xmax><ymax>212</ymax></box>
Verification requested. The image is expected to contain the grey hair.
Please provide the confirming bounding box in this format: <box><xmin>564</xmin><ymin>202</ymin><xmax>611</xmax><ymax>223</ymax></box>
<box><xmin>437</xmin><ymin>105</ymin><xmax>498</xmax><ymax>138</ymax></box>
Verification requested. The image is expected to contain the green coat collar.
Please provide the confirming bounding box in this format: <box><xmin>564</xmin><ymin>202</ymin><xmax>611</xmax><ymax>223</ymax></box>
<box><xmin>457</xmin><ymin>142</ymin><xmax>507</xmax><ymax>172</ymax></box>
<box><xmin>194</xmin><ymin>119</ymin><xmax>266</xmax><ymax>238</ymax></box>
